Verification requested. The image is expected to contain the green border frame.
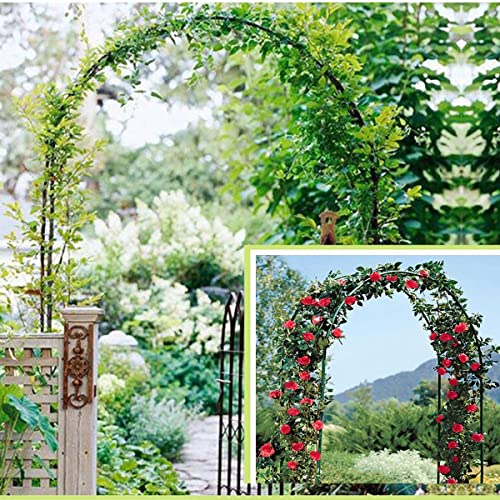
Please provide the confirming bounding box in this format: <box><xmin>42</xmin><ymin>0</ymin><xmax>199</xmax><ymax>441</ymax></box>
<box><xmin>243</xmin><ymin>244</ymin><xmax>500</xmax><ymax>485</ymax></box>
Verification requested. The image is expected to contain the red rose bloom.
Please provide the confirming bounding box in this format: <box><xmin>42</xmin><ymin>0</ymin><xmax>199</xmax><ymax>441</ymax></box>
<box><xmin>260</xmin><ymin>443</ymin><xmax>275</xmax><ymax>457</ymax></box>
<box><xmin>466</xmin><ymin>404</ymin><xmax>478</xmax><ymax>413</ymax></box>
<box><xmin>292</xmin><ymin>442</ymin><xmax>305</xmax><ymax>452</ymax></box>
<box><xmin>302</xmin><ymin>332</ymin><xmax>315</xmax><ymax>342</ymax></box>
<box><xmin>344</xmin><ymin>296</ymin><xmax>357</xmax><ymax>306</ymax></box>
<box><xmin>470</xmin><ymin>362</ymin><xmax>481</xmax><ymax>371</ymax></box>
<box><xmin>284</xmin><ymin>381</ymin><xmax>299</xmax><ymax>391</ymax></box>
<box><xmin>438</xmin><ymin>465</ymin><xmax>450</xmax><ymax>475</ymax></box>
<box><xmin>452</xmin><ymin>455</ymin><xmax>459</xmax><ymax>463</ymax></box>
<box><xmin>312</xmin><ymin>420</ymin><xmax>323</xmax><ymax>431</ymax></box>
<box><xmin>297</xmin><ymin>356</ymin><xmax>311</xmax><ymax>366</ymax></box>
<box><xmin>405</xmin><ymin>279</ymin><xmax>419</xmax><ymax>290</ymax></box>
<box><xmin>440</xmin><ymin>333</ymin><xmax>453</xmax><ymax>342</ymax></box>
<box><xmin>454</xmin><ymin>322</ymin><xmax>467</xmax><ymax>334</ymax></box>
<box><xmin>429</xmin><ymin>332</ymin><xmax>438</xmax><ymax>341</ymax></box>
<box><xmin>442</xmin><ymin>358</ymin><xmax>453</xmax><ymax>368</ymax></box>
<box><xmin>471</xmin><ymin>433</ymin><xmax>483</xmax><ymax>443</ymax></box>
<box><xmin>451</xmin><ymin>339</ymin><xmax>459</xmax><ymax>348</ymax></box>
<box><xmin>436</xmin><ymin>367</ymin><xmax>446</xmax><ymax>376</ymax></box>
<box><xmin>300</xmin><ymin>397</ymin><xmax>314</xmax><ymax>406</ymax></box>
<box><xmin>369</xmin><ymin>271</ymin><xmax>382</xmax><ymax>282</ymax></box>
<box><xmin>309</xmin><ymin>451</ymin><xmax>321</xmax><ymax>461</ymax></box>
<box><xmin>332</xmin><ymin>328</ymin><xmax>343</xmax><ymax>338</ymax></box>
<box><xmin>287</xmin><ymin>461</ymin><xmax>299</xmax><ymax>470</ymax></box>
<box><xmin>288</xmin><ymin>408</ymin><xmax>300</xmax><ymax>417</ymax></box>
<box><xmin>419</xmin><ymin>269</ymin><xmax>429</xmax><ymax>277</ymax></box>
<box><xmin>448</xmin><ymin>441</ymin><xmax>458</xmax><ymax>449</ymax></box>
<box><xmin>447</xmin><ymin>478</ymin><xmax>457</xmax><ymax>484</ymax></box>
<box><xmin>337</xmin><ymin>279</ymin><xmax>346</xmax><ymax>286</ymax></box>
<box><xmin>386</xmin><ymin>275</ymin><xmax>398</xmax><ymax>282</ymax></box>
<box><xmin>301</xmin><ymin>296</ymin><xmax>315</xmax><ymax>306</ymax></box>
<box><xmin>269</xmin><ymin>390</ymin><xmax>283</xmax><ymax>399</ymax></box>
<box><xmin>447</xmin><ymin>390</ymin><xmax>458</xmax><ymax>400</ymax></box>
<box><xmin>458</xmin><ymin>353</ymin><xmax>469</xmax><ymax>364</ymax></box>
<box><xmin>436</xmin><ymin>414</ymin><xmax>444</xmax><ymax>423</ymax></box>
<box><xmin>311</xmin><ymin>315</ymin><xmax>323</xmax><ymax>325</ymax></box>
<box><xmin>318</xmin><ymin>297</ymin><xmax>331</xmax><ymax>307</ymax></box>
<box><xmin>452</xmin><ymin>423</ymin><xmax>464</xmax><ymax>433</ymax></box>
<box><xmin>280</xmin><ymin>424</ymin><xmax>291</xmax><ymax>435</ymax></box>
<box><xmin>284</xmin><ymin>320</ymin><xmax>296</xmax><ymax>329</ymax></box>
<box><xmin>299</xmin><ymin>371</ymin><xmax>311</xmax><ymax>381</ymax></box>
<box><xmin>449</xmin><ymin>378</ymin><xmax>458</xmax><ymax>387</ymax></box>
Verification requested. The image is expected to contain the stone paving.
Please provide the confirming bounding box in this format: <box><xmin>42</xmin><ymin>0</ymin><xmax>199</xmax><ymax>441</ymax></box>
<box><xmin>174</xmin><ymin>415</ymin><xmax>235</xmax><ymax>495</ymax></box>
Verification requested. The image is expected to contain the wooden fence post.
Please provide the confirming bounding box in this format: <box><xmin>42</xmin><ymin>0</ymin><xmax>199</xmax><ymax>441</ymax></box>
<box><xmin>59</xmin><ymin>307</ymin><xmax>103</xmax><ymax>495</ymax></box>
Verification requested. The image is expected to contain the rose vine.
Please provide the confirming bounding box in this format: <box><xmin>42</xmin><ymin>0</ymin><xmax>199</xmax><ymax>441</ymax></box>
<box><xmin>257</xmin><ymin>260</ymin><xmax>498</xmax><ymax>484</ymax></box>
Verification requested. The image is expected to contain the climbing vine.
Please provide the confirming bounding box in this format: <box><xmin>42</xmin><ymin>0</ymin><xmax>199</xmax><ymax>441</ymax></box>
<box><xmin>4</xmin><ymin>4</ymin><xmax>407</xmax><ymax>332</ymax></box>
<box><xmin>257</xmin><ymin>261</ymin><xmax>498</xmax><ymax>484</ymax></box>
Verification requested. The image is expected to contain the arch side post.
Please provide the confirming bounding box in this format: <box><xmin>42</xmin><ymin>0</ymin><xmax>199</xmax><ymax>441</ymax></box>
<box><xmin>59</xmin><ymin>307</ymin><xmax>103</xmax><ymax>495</ymax></box>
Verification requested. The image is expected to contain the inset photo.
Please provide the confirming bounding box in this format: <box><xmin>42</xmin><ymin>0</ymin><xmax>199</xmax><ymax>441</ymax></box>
<box><xmin>246</xmin><ymin>247</ymin><xmax>500</xmax><ymax>490</ymax></box>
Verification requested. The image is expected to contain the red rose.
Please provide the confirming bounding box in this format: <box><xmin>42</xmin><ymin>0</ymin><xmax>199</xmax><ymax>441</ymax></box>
<box><xmin>297</xmin><ymin>356</ymin><xmax>311</xmax><ymax>366</ymax></box>
<box><xmin>466</xmin><ymin>404</ymin><xmax>478</xmax><ymax>413</ymax></box>
<box><xmin>452</xmin><ymin>423</ymin><xmax>464</xmax><ymax>433</ymax></box>
<box><xmin>449</xmin><ymin>378</ymin><xmax>458</xmax><ymax>387</ymax></box>
<box><xmin>442</xmin><ymin>358</ymin><xmax>453</xmax><ymax>368</ymax></box>
<box><xmin>447</xmin><ymin>390</ymin><xmax>458</xmax><ymax>400</ymax></box>
<box><xmin>471</xmin><ymin>433</ymin><xmax>483</xmax><ymax>443</ymax></box>
<box><xmin>436</xmin><ymin>367</ymin><xmax>446</xmax><ymax>376</ymax></box>
<box><xmin>299</xmin><ymin>371</ymin><xmax>311</xmax><ymax>381</ymax></box>
<box><xmin>440</xmin><ymin>333</ymin><xmax>453</xmax><ymax>342</ymax></box>
<box><xmin>311</xmin><ymin>315</ymin><xmax>323</xmax><ymax>325</ymax></box>
<box><xmin>309</xmin><ymin>451</ymin><xmax>321</xmax><ymax>461</ymax></box>
<box><xmin>405</xmin><ymin>279</ymin><xmax>419</xmax><ymax>290</ymax></box>
<box><xmin>284</xmin><ymin>320</ymin><xmax>296</xmax><ymax>329</ymax></box>
<box><xmin>288</xmin><ymin>408</ymin><xmax>300</xmax><ymax>417</ymax></box>
<box><xmin>284</xmin><ymin>381</ymin><xmax>299</xmax><ymax>391</ymax></box>
<box><xmin>419</xmin><ymin>269</ymin><xmax>429</xmax><ymax>277</ymax></box>
<box><xmin>312</xmin><ymin>420</ymin><xmax>323</xmax><ymax>431</ymax></box>
<box><xmin>438</xmin><ymin>465</ymin><xmax>450</xmax><ymax>475</ymax></box>
<box><xmin>332</xmin><ymin>328</ymin><xmax>343</xmax><ymax>338</ymax></box>
<box><xmin>318</xmin><ymin>297</ymin><xmax>331</xmax><ymax>307</ymax></box>
<box><xmin>448</xmin><ymin>441</ymin><xmax>458</xmax><ymax>449</ymax></box>
<box><xmin>436</xmin><ymin>414</ymin><xmax>444</xmax><ymax>423</ymax></box>
<box><xmin>344</xmin><ymin>296</ymin><xmax>357</xmax><ymax>306</ymax></box>
<box><xmin>454</xmin><ymin>322</ymin><xmax>467</xmax><ymax>334</ymax></box>
<box><xmin>260</xmin><ymin>442</ymin><xmax>275</xmax><ymax>457</ymax></box>
<box><xmin>470</xmin><ymin>362</ymin><xmax>481</xmax><ymax>372</ymax></box>
<box><xmin>280</xmin><ymin>424</ymin><xmax>291</xmax><ymax>435</ymax></box>
<box><xmin>269</xmin><ymin>390</ymin><xmax>283</xmax><ymax>399</ymax></box>
<box><xmin>451</xmin><ymin>339</ymin><xmax>459</xmax><ymax>348</ymax></box>
<box><xmin>369</xmin><ymin>271</ymin><xmax>381</xmax><ymax>282</ymax></box>
<box><xmin>458</xmin><ymin>353</ymin><xmax>469</xmax><ymax>364</ymax></box>
<box><xmin>429</xmin><ymin>332</ymin><xmax>438</xmax><ymax>341</ymax></box>
<box><xmin>302</xmin><ymin>332</ymin><xmax>315</xmax><ymax>342</ymax></box>
<box><xmin>300</xmin><ymin>397</ymin><xmax>314</xmax><ymax>406</ymax></box>
<box><xmin>301</xmin><ymin>296</ymin><xmax>315</xmax><ymax>306</ymax></box>
<box><xmin>337</xmin><ymin>279</ymin><xmax>346</xmax><ymax>285</ymax></box>
<box><xmin>452</xmin><ymin>455</ymin><xmax>459</xmax><ymax>463</ymax></box>
<box><xmin>292</xmin><ymin>442</ymin><xmax>305</xmax><ymax>452</ymax></box>
<box><xmin>447</xmin><ymin>478</ymin><xmax>457</xmax><ymax>484</ymax></box>
<box><xmin>386</xmin><ymin>275</ymin><xmax>398</xmax><ymax>282</ymax></box>
<box><xmin>287</xmin><ymin>461</ymin><xmax>299</xmax><ymax>470</ymax></box>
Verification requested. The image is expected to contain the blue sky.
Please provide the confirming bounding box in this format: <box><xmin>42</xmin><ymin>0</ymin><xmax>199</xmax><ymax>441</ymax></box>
<box><xmin>281</xmin><ymin>254</ymin><xmax>500</xmax><ymax>394</ymax></box>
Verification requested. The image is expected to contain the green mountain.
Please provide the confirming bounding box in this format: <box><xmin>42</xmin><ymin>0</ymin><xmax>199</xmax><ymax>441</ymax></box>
<box><xmin>335</xmin><ymin>353</ymin><xmax>500</xmax><ymax>404</ymax></box>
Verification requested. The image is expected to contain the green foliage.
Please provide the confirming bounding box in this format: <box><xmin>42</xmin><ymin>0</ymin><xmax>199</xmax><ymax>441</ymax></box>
<box><xmin>97</xmin><ymin>424</ymin><xmax>187</xmax><ymax>495</ymax></box>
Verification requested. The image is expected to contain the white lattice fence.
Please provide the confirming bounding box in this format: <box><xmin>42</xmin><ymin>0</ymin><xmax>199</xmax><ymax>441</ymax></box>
<box><xmin>0</xmin><ymin>307</ymin><xmax>102</xmax><ymax>495</ymax></box>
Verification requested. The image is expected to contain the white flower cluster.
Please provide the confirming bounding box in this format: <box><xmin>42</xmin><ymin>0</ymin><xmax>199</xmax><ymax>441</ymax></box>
<box><xmin>353</xmin><ymin>449</ymin><xmax>435</xmax><ymax>483</ymax></box>
<box><xmin>98</xmin><ymin>373</ymin><xmax>126</xmax><ymax>401</ymax></box>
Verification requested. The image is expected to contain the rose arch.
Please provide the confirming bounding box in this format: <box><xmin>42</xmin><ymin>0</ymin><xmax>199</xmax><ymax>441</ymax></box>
<box><xmin>258</xmin><ymin>261</ymin><xmax>498</xmax><ymax>485</ymax></box>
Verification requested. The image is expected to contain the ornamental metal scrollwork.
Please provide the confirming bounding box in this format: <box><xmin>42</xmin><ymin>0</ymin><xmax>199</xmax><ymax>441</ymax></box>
<box><xmin>63</xmin><ymin>324</ymin><xmax>94</xmax><ymax>409</ymax></box>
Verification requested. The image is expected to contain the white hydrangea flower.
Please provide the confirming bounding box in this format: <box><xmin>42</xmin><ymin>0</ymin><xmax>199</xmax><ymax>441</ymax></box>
<box><xmin>98</xmin><ymin>373</ymin><xmax>126</xmax><ymax>399</ymax></box>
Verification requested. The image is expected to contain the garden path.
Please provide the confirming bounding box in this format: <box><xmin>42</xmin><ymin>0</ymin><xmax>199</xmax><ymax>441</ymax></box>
<box><xmin>175</xmin><ymin>415</ymin><xmax>239</xmax><ymax>495</ymax></box>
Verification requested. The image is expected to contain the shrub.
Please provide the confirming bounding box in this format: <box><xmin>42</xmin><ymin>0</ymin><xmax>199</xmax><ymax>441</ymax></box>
<box><xmin>97</xmin><ymin>424</ymin><xmax>186</xmax><ymax>495</ymax></box>
<box><xmin>352</xmin><ymin>449</ymin><xmax>435</xmax><ymax>483</ymax></box>
<box><xmin>128</xmin><ymin>392</ymin><xmax>198</xmax><ymax>461</ymax></box>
